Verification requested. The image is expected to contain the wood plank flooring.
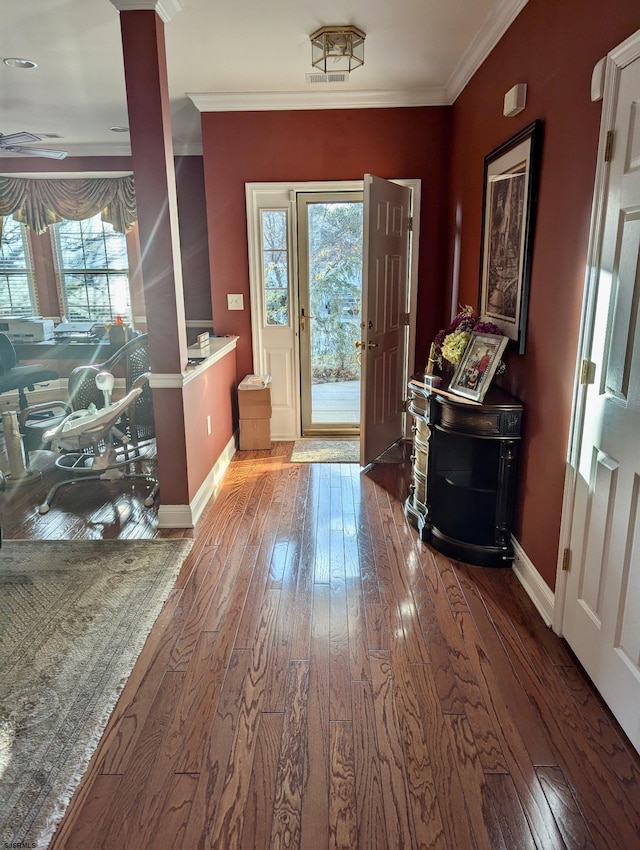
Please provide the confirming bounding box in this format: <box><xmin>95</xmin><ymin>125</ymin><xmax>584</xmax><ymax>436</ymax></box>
<box><xmin>2</xmin><ymin>441</ymin><xmax>640</xmax><ymax>849</ymax></box>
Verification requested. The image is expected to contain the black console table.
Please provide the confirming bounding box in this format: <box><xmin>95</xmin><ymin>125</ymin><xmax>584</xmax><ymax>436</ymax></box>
<box><xmin>405</xmin><ymin>379</ymin><xmax>523</xmax><ymax>567</ymax></box>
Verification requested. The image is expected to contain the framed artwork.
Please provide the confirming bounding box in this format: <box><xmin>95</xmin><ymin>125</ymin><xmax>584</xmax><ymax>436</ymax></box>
<box><xmin>449</xmin><ymin>332</ymin><xmax>508</xmax><ymax>403</ymax></box>
<box><xmin>479</xmin><ymin>120</ymin><xmax>543</xmax><ymax>354</ymax></box>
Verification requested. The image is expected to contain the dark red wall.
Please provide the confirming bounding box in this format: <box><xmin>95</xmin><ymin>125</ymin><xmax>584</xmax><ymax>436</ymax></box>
<box><xmin>449</xmin><ymin>0</ymin><xmax>640</xmax><ymax>587</ymax></box>
<box><xmin>201</xmin><ymin>106</ymin><xmax>452</xmax><ymax>380</ymax></box>
<box><xmin>175</xmin><ymin>156</ymin><xmax>212</xmax><ymax>322</ymax></box>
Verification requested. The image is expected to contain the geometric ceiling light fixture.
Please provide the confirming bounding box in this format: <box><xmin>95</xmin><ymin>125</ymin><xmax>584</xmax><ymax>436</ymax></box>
<box><xmin>310</xmin><ymin>25</ymin><xmax>365</xmax><ymax>73</ymax></box>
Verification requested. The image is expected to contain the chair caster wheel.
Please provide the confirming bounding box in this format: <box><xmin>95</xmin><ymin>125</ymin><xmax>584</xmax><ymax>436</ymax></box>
<box><xmin>144</xmin><ymin>496</ymin><xmax>155</xmax><ymax>507</ymax></box>
<box><xmin>38</xmin><ymin>503</ymin><xmax>50</xmax><ymax>515</ymax></box>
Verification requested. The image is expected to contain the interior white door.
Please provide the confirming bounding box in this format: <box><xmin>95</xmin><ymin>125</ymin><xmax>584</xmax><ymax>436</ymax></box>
<box><xmin>360</xmin><ymin>175</ymin><xmax>411</xmax><ymax>466</ymax></box>
<box><xmin>563</xmin><ymin>49</ymin><xmax>640</xmax><ymax>752</ymax></box>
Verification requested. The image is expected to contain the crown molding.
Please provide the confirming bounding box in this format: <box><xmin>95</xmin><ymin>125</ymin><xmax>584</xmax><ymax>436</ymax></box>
<box><xmin>188</xmin><ymin>87</ymin><xmax>449</xmax><ymax>113</ymax></box>
<box><xmin>109</xmin><ymin>0</ymin><xmax>182</xmax><ymax>24</ymax></box>
<box><xmin>446</xmin><ymin>0</ymin><xmax>529</xmax><ymax>102</ymax></box>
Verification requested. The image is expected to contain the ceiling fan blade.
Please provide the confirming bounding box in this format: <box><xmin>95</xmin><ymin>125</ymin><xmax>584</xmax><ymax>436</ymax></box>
<box><xmin>0</xmin><ymin>131</ymin><xmax>42</xmax><ymax>146</ymax></box>
<box><xmin>5</xmin><ymin>145</ymin><xmax>68</xmax><ymax>160</ymax></box>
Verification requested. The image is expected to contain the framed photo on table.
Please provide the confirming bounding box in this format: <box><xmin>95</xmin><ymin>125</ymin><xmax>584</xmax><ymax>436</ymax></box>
<box><xmin>479</xmin><ymin>120</ymin><xmax>543</xmax><ymax>354</ymax></box>
<box><xmin>449</xmin><ymin>333</ymin><xmax>508</xmax><ymax>403</ymax></box>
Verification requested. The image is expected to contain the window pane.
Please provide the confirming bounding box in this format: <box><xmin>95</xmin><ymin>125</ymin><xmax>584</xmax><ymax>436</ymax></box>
<box><xmin>53</xmin><ymin>214</ymin><xmax>131</xmax><ymax>323</ymax></box>
<box><xmin>0</xmin><ymin>216</ymin><xmax>36</xmax><ymax>314</ymax></box>
<box><xmin>261</xmin><ymin>210</ymin><xmax>289</xmax><ymax>326</ymax></box>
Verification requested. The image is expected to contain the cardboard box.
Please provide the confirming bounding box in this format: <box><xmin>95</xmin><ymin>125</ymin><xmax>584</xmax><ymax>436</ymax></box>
<box><xmin>238</xmin><ymin>375</ymin><xmax>272</xmax><ymax>419</ymax></box>
<box><xmin>239</xmin><ymin>417</ymin><xmax>271</xmax><ymax>450</ymax></box>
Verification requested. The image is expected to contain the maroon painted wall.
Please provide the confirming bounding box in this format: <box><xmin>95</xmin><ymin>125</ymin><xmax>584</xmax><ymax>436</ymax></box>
<box><xmin>449</xmin><ymin>0</ymin><xmax>640</xmax><ymax>588</ymax></box>
<box><xmin>201</xmin><ymin>106</ymin><xmax>452</xmax><ymax>381</ymax></box>
<box><xmin>175</xmin><ymin>156</ymin><xmax>213</xmax><ymax>323</ymax></box>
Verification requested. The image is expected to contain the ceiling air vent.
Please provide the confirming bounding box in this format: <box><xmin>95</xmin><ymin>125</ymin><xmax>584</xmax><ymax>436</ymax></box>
<box><xmin>305</xmin><ymin>72</ymin><xmax>349</xmax><ymax>84</ymax></box>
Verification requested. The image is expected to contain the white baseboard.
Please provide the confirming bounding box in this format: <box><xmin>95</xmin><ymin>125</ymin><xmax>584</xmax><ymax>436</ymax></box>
<box><xmin>157</xmin><ymin>432</ymin><xmax>237</xmax><ymax>528</ymax></box>
<box><xmin>511</xmin><ymin>536</ymin><xmax>555</xmax><ymax>627</ymax></box>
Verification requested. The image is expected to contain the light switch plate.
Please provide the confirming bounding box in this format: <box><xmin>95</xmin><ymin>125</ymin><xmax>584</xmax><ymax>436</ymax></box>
<box><xmin>227</xmin><ymin>293</ymin><xmax>244</xmax><ymax>310</ymax></box>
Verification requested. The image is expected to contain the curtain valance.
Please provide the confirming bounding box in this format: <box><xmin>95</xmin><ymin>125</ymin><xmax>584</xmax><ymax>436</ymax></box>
<box><xmin>0</xmin><ymin>174</ymin><xmax>137</xmax><ymax>235</ymax></box>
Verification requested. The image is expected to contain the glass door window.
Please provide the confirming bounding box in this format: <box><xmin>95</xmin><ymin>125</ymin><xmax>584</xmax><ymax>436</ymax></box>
<box><xmin>297</xmin><ymin>193</ymin><xmax>363</xmax><ymax>435</ymax></box>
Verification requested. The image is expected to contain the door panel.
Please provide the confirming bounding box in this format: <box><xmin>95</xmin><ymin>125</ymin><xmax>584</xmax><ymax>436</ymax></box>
<box><xmin>564</xmin><ymin>50</ymin><xmax>640</xmax><ymax>752</ymax></box>
<box><xmin>361</xmin><ymin>175</ymin><xmax>411</xmax><ymax>465</ymax></box>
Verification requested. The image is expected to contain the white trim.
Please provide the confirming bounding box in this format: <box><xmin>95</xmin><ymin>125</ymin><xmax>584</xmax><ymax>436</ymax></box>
<box><xmin>157</xmin><ymin>431</ymin><xmax>236</xmax><ymax>528</ymax></box>
<box><xmin>446</xmin><ymin>0</ymin><xmax>529</xmax><ymax>102</ymax></box>
<box><xmin>555</xmin><ymin>28</ymin><xmax>640</xmax><ymax>631</ymax></box>
<box><xmin>148</xmin><ymin>335</ymin><xmax>238</xmax><ymax>388</ymax></box>
<box><xmin>188</xmin><ymin>88</ymin><xmax>448</xmax><ymax>113</ymax></box>
<box><xmin>109</xmin><ymin>0</ymin><xmax>182</xmax><ymax>23</ymax></box>
<box><xmin>511</xmin><ymin>536</ymin><xmax>555</xmax><ymax>628</ymax></box>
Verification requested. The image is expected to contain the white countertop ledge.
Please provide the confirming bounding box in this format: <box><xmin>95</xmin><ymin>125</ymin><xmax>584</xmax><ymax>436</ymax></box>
<box><xmin>148</xmin><ymin>336</ymin><xmax>239</xmax><ymax>388</ymax></box>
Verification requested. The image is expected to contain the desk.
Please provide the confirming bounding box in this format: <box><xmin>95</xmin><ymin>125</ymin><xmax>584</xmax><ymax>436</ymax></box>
<box><xmin>15</xmin><ymin>340</ymin><xmax>117</xmax><ymax>378</ymax></box>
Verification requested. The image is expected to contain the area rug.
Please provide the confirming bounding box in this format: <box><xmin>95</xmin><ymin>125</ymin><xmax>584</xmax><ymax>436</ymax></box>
<box><xmin>0</xmin><ymin>538</ymin><xmax>192</xmax><ymax>850</ymax></box>
<box><xmin>290</xmin><ymin>439</ymin><xmax>360</xmax><ymax>463</ymax></box>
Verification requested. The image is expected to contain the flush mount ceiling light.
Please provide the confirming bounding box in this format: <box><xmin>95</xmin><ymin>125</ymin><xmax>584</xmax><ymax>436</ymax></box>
<box><xmin>109</xmin><ymin>125</ymin><xmax>129</xmax><ymax>133</ymax></box>
<box><xmin>309</xmin><ymin>25</ymin><xmax>365</xmax><ymax>74</ymax></box>
<box><xmin>3</xmin><ymin>57</ymin><xmax>38</xmax><ymax>70</ymax></box>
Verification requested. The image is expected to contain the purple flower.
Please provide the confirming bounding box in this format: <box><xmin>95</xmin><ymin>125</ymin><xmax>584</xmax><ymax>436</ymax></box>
<box><xmin>473</xmin><ymin>320</ymin><xmax>502</xmax><ymax>335</ymax></box>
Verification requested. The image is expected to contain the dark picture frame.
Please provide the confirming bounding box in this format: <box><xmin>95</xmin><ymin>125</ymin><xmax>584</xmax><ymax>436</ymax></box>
<box><xmin>479</xmin><ymin>119</ymin><xmax>543</xmax><ymax>354</ymax></box>
<box><xmin>449</xmin><ymin>332</ymin><xmax>508</xmax><ymax>403</ymax></box>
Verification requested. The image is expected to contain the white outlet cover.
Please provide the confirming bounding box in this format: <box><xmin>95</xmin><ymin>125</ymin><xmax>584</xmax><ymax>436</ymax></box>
<box><xmin>227</xmin><ymin>293</ymin><xmax>244</xmax><ymax>310</ymax></box>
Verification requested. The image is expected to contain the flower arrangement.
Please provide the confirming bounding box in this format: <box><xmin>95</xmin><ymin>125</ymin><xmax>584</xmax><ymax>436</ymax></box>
<box><xmin>427</xmin><ymin>305</ymin><xmax>503</xmax><ymax>372</ymax></box>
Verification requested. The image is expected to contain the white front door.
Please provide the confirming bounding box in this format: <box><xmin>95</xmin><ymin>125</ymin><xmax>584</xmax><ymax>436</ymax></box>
<box><xmin>562</xmin><ymin>38</ymin><xmax>640</xmax><ymax>752</ymax></box>
<box><xmin>246</xmin><ymin>180</ymin><xmax>419</xmax><ymax>443</ymax></box>
<box><xmin>360</xmin><ymin>175</ymin><xmax>412</xmax><ymax>466</ymax></box>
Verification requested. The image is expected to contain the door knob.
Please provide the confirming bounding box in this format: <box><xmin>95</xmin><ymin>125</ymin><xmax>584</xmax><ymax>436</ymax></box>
<box><xmin>367</xmin><ymin>341</ymin><xmax>378</xmax><ymax>349</ymax></box>
<box><xmin>355</xmin><ymin>340</ymin><xmax>378</xmax><ymax>349</ymax></box>
<box><xmin>355</xmin><ymin>340</ymin><xmax>364</xmax><ymax>349</ymax></box>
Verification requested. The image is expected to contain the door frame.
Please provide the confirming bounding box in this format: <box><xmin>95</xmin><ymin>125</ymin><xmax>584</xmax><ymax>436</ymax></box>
<box><xmin>555</xmin><ymin>29</ymin><xmax>640</xmax><ymax>635</ymax></box>
<box><xmin>246</xmin><ymin>179</ymin><xmax>421</xmax><ymax>440</ymax></box>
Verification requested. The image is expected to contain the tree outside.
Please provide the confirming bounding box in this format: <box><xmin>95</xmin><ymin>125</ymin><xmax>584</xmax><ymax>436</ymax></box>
<box><xmin>307</xmin><ymin>201</ymin><xmax>362</xmax><ymax>384</ymax></box>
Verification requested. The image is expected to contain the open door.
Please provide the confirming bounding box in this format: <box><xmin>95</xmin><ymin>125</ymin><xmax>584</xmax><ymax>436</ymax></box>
<box><xmin>360</xmin><ymin>174</ymin><xmax>411</xmax><ymax>466</ymax></box>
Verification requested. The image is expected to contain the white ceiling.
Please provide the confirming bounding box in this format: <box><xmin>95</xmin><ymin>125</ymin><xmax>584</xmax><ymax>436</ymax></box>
<box><xmin>0</xmin><ymin>0</ymin><xmax>527</xmax><ymax>159</ymax></box>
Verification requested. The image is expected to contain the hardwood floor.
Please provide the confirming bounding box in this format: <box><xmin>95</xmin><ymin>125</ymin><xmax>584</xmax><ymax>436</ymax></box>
<box><xmin>3</xmin><ymin>442</ymin><xmax>640</xmax><ymax>848</ymax></box>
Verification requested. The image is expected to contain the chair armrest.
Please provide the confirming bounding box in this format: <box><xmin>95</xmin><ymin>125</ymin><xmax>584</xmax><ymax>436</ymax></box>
<box><xmin>19</xmin><ymin>400</ymin><xmax>72</xmax><ymax>428</ymax></box>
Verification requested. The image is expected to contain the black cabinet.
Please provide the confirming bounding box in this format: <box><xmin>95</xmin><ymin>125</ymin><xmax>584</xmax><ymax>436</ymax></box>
<box><xmin>405</xmin><ymin>380</ymin><xmax>523</xmax><ymax>567</ymax></box>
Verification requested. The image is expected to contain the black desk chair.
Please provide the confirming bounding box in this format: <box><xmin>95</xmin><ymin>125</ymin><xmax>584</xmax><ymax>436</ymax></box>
<box><xmin>0</xmin><ymin>333</ymin><xmax>59</xmax><ymax>411</ymax></box>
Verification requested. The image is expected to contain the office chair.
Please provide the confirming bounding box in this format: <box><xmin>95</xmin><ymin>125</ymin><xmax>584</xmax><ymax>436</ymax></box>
<box><xmin>0</xmin><ymin>332</ymin><xmax>59</xmax><ymax>410</ymax></box>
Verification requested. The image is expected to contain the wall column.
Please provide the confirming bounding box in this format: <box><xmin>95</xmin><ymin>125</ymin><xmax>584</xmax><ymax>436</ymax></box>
<box><xmin>110</xmin><ymin>0</ymin><xmax>190</xmax><ymax>507</ymax></box>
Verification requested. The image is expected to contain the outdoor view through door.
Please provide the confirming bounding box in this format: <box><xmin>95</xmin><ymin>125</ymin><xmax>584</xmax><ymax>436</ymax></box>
<box><xmin>297</xmin><ymin>193</ymin><xmax>363</xmax><ymax>435</ymax></box>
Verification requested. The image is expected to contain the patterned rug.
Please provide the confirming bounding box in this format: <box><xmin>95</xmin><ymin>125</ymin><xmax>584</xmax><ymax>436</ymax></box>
<box><xmin>0</xmin><ymin>538</ymin><xmax>192</xmax><ymax>849</ymax></box>
<box><xmin>290</xmin><ymin>439</ymin><xmax>360</xmax><ymax>463</ymax></box>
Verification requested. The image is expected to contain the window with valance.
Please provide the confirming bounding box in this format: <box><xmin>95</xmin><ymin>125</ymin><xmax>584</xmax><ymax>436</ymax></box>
<box><xmin>0</xmin><ymin>175</ymin><xmax>137</xmax><ymax>322</ymax></box>
<box><xmin>0</xmin><ymin>175</ymin><xmax>137</xmax><ymax>236</ymax></box>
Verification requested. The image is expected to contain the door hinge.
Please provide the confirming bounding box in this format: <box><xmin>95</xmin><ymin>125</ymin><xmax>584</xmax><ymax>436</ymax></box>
<box><xmin>604</xmin><ymin>130</ymin><xmax>614</xmax><ymax>162</ymax></box>
<box><xmin>562</xmin><ymin>548</ymin><xmax>571</xmax><ymax>572</ymax></box>
<box><xmin>403</xmin><ymin>312</ymin><xmax>411</xmax><ymax>325</ymax></box>
<box><xmin>402</xmin><ymin>397</ymin><xmax>409</xmax><ymax>411</ymax></box>
<box><xmin>407</xmin><ymin>216</ymin><xmax>413</xmax><ymax>232</ymax></box>
<box><xmin>580</xmin><ymin>358</ymin><xmax>596</xmax><ymax>385</ymax></box>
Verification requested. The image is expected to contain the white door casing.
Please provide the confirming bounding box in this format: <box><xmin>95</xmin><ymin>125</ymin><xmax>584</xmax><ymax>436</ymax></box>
<box><xmin>559</xmin><ymin>29</ymin><xmax>640</xmax><ymax>754</ymax></box>
<box><xmin>360</xmin><ymin>175</ymin><xmax>412</xmax><ymax>466</ymax></box>
<box><xmin>246</xmin><ymin>180</ymin><xmax>420</xmax><ymax>442</ymax></box>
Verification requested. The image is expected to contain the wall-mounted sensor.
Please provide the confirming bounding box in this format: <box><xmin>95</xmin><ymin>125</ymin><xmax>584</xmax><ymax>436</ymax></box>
<box><xmin>503</xmin><ymin>83</ymin><xmax>527</xmax><ymax>117</ymax></box>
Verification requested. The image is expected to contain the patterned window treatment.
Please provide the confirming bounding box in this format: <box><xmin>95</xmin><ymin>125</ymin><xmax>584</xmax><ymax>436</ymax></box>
<box><xmin>0</xmin><ymin>175</ymin><xmax>137</xmax><ymax>236</ymax></box>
